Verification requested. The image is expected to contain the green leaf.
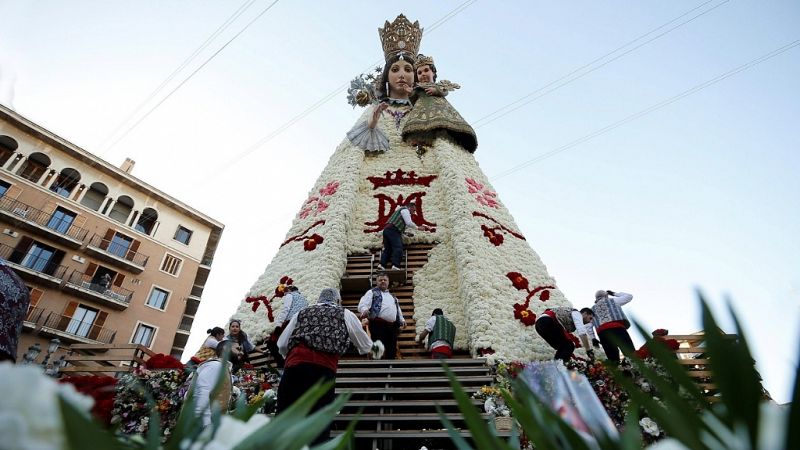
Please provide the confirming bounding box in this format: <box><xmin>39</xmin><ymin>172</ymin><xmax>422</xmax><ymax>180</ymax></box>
<box><xmin>618</xmin><ymin>403</ymin><xmax>643</xmax><ymax>450</ymax></box>
<box><xmin>231</xmin><ymin>394</ymin><xmax>267</xmax><ymax>422</ymax></box>
<box><xmin>232</xmin><ymin>381</ymin><xmax>350</xmax><ymax>450</ymax></box>
<box><xmin>311</xmin><ymin>412</ymin><xmax>359</xmax><ymax>450</ymax></box>
<box><xmin>442</xmin><ymin>364</ymin><xmax>514</xmax><ymax>450</ymax></box>
<box><xmin>59</xmin><ymin>395</ymin><xmax>126</xmax><ymax>450</ymax></box>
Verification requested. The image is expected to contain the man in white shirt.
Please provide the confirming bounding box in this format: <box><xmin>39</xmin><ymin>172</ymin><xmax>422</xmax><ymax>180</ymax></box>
<box><xmin>534</xmin><ymin>306</ymin><xmax>595</xmax><ymax>362</ymax></box>
<box><xmin>417</xmin><ymin>308</ymin><xmax>456</xmax><ymax>359</ymax></box>
<box><xmin>592</xmin><ymin>290</ymin><xmax>634</xmax><ymax>363</ymax></box>
<box><xmin>358</xmin><ymin>273</ymin><xmax>406</xmax><ymax>359</ymax></box>
<box><xmin>267</xmin><ymin>286</ymin><xmax>308</xmax><ymax>368</ymax></box>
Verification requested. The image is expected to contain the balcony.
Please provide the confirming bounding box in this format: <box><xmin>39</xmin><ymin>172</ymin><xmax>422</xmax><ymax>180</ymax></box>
<box><xmin>177</xmin><ymin>315</ymin><xmax>193</xmax><ymax>334</ymax></box>
<box><xmin>24</xmin><ymin>305</ymin><xmax>48</xmax><ymax>329</ymax></box>
<box><xmin>36</xmin><ymin>310</ymin><xmax>116</xmax><ymax>344</ymax></box>
<box><xmin>85</xmin><ymin>233</ymin><xmax>149</xmax><ymax>273</ymax></box>
<box><xmin>0</xmin><ymin>196</ymin><xmax>88</xmax><ymax>248</ymax></box>
<box><xmin>0</xmin><ymin>243</ymin><xmax>68</xmax><ymax>287</ymax></box>
<box><xmin>62</xmin><ymin>270</ymin><xmax>133</xmax><ymax>310</ymax></box>
<box><xmin>184</xmin><ymin>295</ymin><xmax>201</xmax><ymax>316</ymax></box>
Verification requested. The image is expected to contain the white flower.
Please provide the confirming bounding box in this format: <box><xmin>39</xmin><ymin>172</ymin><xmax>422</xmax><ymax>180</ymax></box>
<box><xmin>646</xmin><ymin>438</ymin><xmax>690</xmax><ymax>450</ymax></box>
<box><xmin>190</xmin><ymin>414</ymin><xmax>271</xmax><ymax>450</ymax></box>
<box><xmin>370</xmin><ymin>340</ymin><xmax>385</xmax><ymax>359</ymax></box>
<box><xmin>264</xmin><ymin>389</ymin><xmax>277</xmax><ymax>401</ymax></box>
<box><xmin>639</xmin><ymin>417</ymin><xmax>661</xmax><ymax>436</ymax></box>
<box><xmin>0</xmin><ymin>363</ymin><xmax>93</xmax><ymax>450</ymax></box>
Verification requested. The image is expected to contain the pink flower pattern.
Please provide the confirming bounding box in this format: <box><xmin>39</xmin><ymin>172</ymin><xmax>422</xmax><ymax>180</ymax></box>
<box><xmin>300</xmin><ymin>181</ymin><xmax>339</xmax><ymax>218</ymax></box>
<box><xmin>465</xmin><ymin>177</ymin><xmax>499</xmax><ymax>209</ymax></box>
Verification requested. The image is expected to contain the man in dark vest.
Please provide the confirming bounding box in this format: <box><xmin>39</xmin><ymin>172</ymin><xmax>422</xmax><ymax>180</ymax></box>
<box><xmin>358</xmin><ymin>273</ymin><xmax>406</xmax><ymax>359</ymax></box>
<box><xmin>417</xmin><ymin>308</ymin><xmax>456</xmax><ymax>359</ymax></box>
<box><xmin>378</xmin><ymin>202</ymin><xmax>430</xmax><ymax>270</ymax></box>
<box><xmin>592</xmin><ymin>289</ymin><xmax>634</xmax><ymax>363</ymax></box>
<box><xmin>277</xmin><ymin>288</ymin><xmax>378</xmax><ymax>444</ymax></box>
<box><xmin>534</xmin><ymin>306</ymin><xmax>595</xmax><ymax>362</ymax></box>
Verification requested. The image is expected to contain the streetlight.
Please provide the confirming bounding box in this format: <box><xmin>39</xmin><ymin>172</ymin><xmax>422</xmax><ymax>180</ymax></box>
<box><xmin>22</xmin><ymin>343</ymin><xmax>41</xmax><ymax>364</ymax></box>
<box><xmin>41</xmin><ymin>338</ymin><xmax>61</xmax><ymax>369</ymax></box>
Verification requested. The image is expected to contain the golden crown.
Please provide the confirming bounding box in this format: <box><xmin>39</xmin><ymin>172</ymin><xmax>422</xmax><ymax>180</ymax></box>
<box><xmin>415</xmin><ymin>54</ymin><xmax>435</xmax><ymax>69</ymax></box>
<box><xmin>379</xmin><ymin>14</ymin><xmax>422</xmax><ymax>62</ymax></box>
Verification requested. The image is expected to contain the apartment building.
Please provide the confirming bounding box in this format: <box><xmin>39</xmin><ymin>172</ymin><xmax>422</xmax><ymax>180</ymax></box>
<box><xmin>0</xmin><ymin>104</ymin><xmax>223</xmax><ymax>361</ymax></box>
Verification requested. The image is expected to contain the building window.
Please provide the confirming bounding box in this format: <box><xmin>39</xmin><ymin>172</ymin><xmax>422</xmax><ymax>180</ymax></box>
<box><xmin>66</xmin><ymin>305</ymin><xmax>98</xmax><ymax>338</ymax></box>
<box><xmin>160</xmin><ymin>254</ymin><xmax>182</xmax><ymax>276</ymax></box>
<box><xmin>174</xmin><ymin>226</ymin><xmax>192</xmax><ymax>245</ymax></box>
<box><xmin>109</xmin><ymin>195</ymin><xmax>134</xmax><ymax>224</ymax></box>
<box><xmin>80</xmin><ymin>182</ymin><xmax>108</xmax><ymax>211</ymax></box>
<box><xmin>49</xmin><ymin>168</ymin><xmax>81</xmax><ymax>198</ymax></box>
<box><xmin>132</xmin><ymin>323</ymin><xmax>156</xmax><ymax>347</ymax></box>
<box><xmin>108</xmin><ymin>232</ymin><xmax>133</xmax><ymax>259</ymax></box>
<box><xmin>0</xmin><ymin>180</ymin><xmax>10</xmax><ymax>197</ymax></box>
<box><xmin>46</xmin><ymin>207</ymin><xmax>76</xmax><ymax>234</ymax></box>
<box><xmin>135</xmin><ymin>207</ymin><xmax>158</xmax><ymax>235</ymax></box>
<box><xmin>146</xmin><ymin>287</ymin><xmax>169</xmax><ymax>310</ymax></box>
<box><xmin>17</xmin><ymin>152</ymin><xmax>50</xmax><ymax>183</ymax></box>
<box><xmin>21</xmin><ymin>242</ymin><xmax>56</xmax><ymax>272</ymax></box>
<box><xmin>0</xmin><ymin>135</ymin><xmax>18</xmax><ymax>166</ymax></box>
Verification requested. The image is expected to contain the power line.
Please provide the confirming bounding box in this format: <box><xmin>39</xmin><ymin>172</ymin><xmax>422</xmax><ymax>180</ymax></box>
<box><xmin>102</xmin><ymin>0</ymin><xmax>281</xmax><ymax>155</ymax></box>
<box><xmin>473</xmin><ymin>0</ymin><xmax>728</xmax><ymax>129</ymax></box>
<box><xmin>204</xmin><ymin>0</ymin><xmax>480</xmax><ymax>179</ymax></box>
<box><xmin>98</xmin><ymin>0</ymin><xmax>259</xmax><ymax>152</ymax></box>
<box><xmin>489</xmin><ymin>40</ymin><xmax>800</xmax><ymax>181</ymax></box>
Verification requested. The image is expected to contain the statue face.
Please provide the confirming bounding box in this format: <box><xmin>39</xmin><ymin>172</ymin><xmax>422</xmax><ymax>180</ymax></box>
<box><xmin>388</xmin><ymin>60</ymin><xmax>414</xmax><ymax>98</ymax></box>
<box><xmin>416</xmin><ymin>65</ymin><xmax>434</xmax><ymax>83</ymax></box>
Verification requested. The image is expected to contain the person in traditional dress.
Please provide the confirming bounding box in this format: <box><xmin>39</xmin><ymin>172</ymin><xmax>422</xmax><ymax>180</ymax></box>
<box><xmin>277</xmin><ymin>288</ymin><xmax>379</xmax><ymax>445</ymax></box>
<box><xmin>402</xmin><ymin>54</ymin><xmax>477</xmax><ymax>152</ymax></box>
<box><xmin>267</xmin><ymin>285</ymin><xmax>308</xmax><ymax>368</ymax></box>
<box><xmin>417</xmin><ymin>308</ymin><xmax>456</xmax><ymax>359</ymax></box>
<box><xmin>378</xmin><ymin>202</ymin><xmax>430</xmax><ymax>271</ymax></box>
<box><xmin>188</xmin><ymin>339</ymin><xmax>239</xmax><ymax>427</ymax></box>
<box><xmin>358</xmin><ymin>273</ymin><xmax>406</xmax><ymax>360</ymax></box>
<box><xmin>0</xmin><ymin>260</ymin><xmax>30</xmax><ymax>362</ymax></box>
<box><xmin>592</xmin><ymin>290</ymin><xmax>634</xmax><ymax>363</ymax></box>
<box><xmin>190</xmin><ymin>326</ymin><xmax>225</xmax><ymax>365</ymax></box>
<box><xmin>226</xmin><ymin>319</ymin><xmax>255</xmax><ymax>372</ymax></box>
<box><xmin>534</xmin><ymin>306</ymin><xmax>595</xmax><ymax>362</ymax></box>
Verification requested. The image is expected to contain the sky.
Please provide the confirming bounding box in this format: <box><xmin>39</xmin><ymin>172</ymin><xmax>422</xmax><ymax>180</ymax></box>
<box><xmin>0</xmin><ymin>1</ymin><xmax>797</xmax><ymax>403</ymax></box>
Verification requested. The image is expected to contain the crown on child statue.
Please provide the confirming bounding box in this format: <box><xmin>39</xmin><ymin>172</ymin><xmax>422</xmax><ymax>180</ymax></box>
<box><xmin>415</xmin><ymin>54</ymin><xmax>435</xmax><ymax>69</ymax></box>
<box><xmin>379</xmin><ymin>14</ymin><xmax>422</xmax><ymax>62</ymax></box>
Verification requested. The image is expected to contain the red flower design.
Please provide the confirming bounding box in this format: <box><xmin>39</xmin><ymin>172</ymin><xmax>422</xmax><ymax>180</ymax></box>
<box><xmin>60</xmin><ymin>375</ymin><xmax>118</xmax><ymax>425</ymax></box>
<box><xmin>145</xmin><ymin>353</ymin><xmax>185</xmax><ymax>370</ymax></box>
<box><xmin>481</xmin><ymin>225</ymin><xmax>504</xmax><ymax>246</ymax></box>
<box><xmin>319</xmin><ymin>181</ymin><xmax>340</xmax><ymax>196</ymax></box>
<box><xmin>513</xmin><ymin>303</ymin><xmax>537</xmax><ymax>326</ymax></box>
<box><xmin>506</xmin><ymin>272</ymin><xmax>529</xmax><ymax>291</ymax></box>
<box><xmin>539</xmin><ymin>290</ymin><xmax>550</xmax><ymax>301</ymax></box>
<box><xmin>303</xmin><ymin>234</ymin><xmax>324</xmax><ymax>251</ymax></box>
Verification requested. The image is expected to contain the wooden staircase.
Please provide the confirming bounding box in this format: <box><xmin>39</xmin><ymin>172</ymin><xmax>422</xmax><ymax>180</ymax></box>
<box><xmin>331</xmin><ymin>358</ymin><xmax>508</xmax><ymax>450</ymax></box>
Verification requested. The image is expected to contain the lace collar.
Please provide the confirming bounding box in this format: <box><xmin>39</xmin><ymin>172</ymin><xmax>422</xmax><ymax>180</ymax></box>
<box><xmin>386</xmin><ymin>97</ymin><xmax>411</xmax><ymax>106</ymax></box>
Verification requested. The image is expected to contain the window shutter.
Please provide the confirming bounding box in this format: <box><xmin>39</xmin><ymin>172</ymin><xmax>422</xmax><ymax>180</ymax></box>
<box><xmin>29</xmin><ymin>288</ymin><xmax>43</xmax><ymax>307</ymax></box>
<box><xmin>126</xmin><ymin>239</ymin><xmax>140</xmax><ymax>261</ymax></box>
<box><xmin>73</xmin><ymin>214</ymin><xmax>87</xmax><ymax>230</ymax></box>
<box><xmin>100</xmin><ymin>228</ymin><xmax>115</xmax><ymax>250</ymax></box>
<box><xmin>88</xmin><ymin>311</ymin><xmax>108</xmax><ymax>340</ymax></box>
<box><xmin>85</xmin><ymin>262</ymin><xmax>98</xmax><ymax>277</ymax></box>
<box><xmin>11</xmin><ymin>236</ymin><xmax>33</xmax><ymax>263</ymax></box>
<box><xmin>42</xmin><ymin>201</ymin><xmax>57</xmax><ymax>216</ymax></box>
<box><xmin>58</xmin><ymin>301</ymin><xmax>79</xmax><ymax>330</ymax></box>
<box><xmin>6</xmin><ymin>185</ymin><xmax>22</xmax><ymax>199</ymax></box>
<box><xmin>113</xmin><ymin>273</ymin><xmax>125</xmax><ymax>287</ymax></box>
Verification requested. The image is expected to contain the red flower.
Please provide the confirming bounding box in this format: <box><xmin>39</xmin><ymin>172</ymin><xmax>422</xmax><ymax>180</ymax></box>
<box><xmin>261</xmin><ymin>382</ymin><xmax>272</xmax><ymax>390</ymax></box>
<box><xmin>145</xmin><ymin>353</ymin><xmax>184</xmax><ymax>370</ymax></box>
<box><xmin>482</xmin><ymin>225</ymin><xmax>504</xmax><ymax>246</ymax></box>
<box><xmin>539</xmin><ymin>290</ymin><xmax>550</xmax><ymax>301</ymax></box>
<box><xmin>513</xmin><ymin>303</ymin><xmax>537</xmax><ymax>326</ymax></box>
<box><xmin>303</xmin><ymin>234</ymin><xmax>324</xmax><ymax>251</ymax></box>
<box><xmin>507</xmin><ymin>272</ymin><xmax>529</xmax><ymax>291</ymax></box>
<box><xmin>279</xmin><ymin>276</ymin><xmax>292</xmax><ymax>285</ymax></box>
<box><xmin>477</xmin><ymin>347</ymin><xmax>495</xmax><ymax>356</ymax></box>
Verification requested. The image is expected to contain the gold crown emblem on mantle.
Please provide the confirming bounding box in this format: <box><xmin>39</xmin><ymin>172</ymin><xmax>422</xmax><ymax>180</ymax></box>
<box><xmin>379</xmin><ymin>14</ymin><xmax>423</xmax><ymax>62</ymax></box>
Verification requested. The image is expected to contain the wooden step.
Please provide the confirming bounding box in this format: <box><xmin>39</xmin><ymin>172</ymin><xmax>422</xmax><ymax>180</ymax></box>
<box><xmin>337</xmin><ymin>366</ymin><xmax>489</xmax><ymax>376</ymax></box>
<box><xmin>336</xmin><ymin>375</ymin><xmax>492</xmax><ymax>386</ymax></box>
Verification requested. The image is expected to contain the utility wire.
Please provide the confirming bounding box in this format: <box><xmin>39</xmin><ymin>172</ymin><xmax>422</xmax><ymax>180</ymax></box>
<box><xmin>489</xmin><ymin>40</ymin><xmax>800</xmax><ymax>181</ymax></box>
<box><xmin>98</xmin><ymin>0</ymin><xmax>259</xmax><ymax>152</ymax></box>
<box><xmin>474</xmin><ymin>0</ymin><xmax>728</xmax><ymax>129</ymax></box>
<box><xmin>102</xmin><ymin>0</ymin><xmax>281</xmax><ymax>155</ymax></box>
<box><xmin>205</xmin><ymin>0</ymin><xmax>480</xmax><ymax>178</ymax></box>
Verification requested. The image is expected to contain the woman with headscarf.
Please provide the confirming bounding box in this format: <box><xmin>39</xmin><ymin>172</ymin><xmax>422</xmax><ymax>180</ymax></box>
<box><xmin>0</xmin><ymin>260</ymin><xmax>30</xmax><ymax>362</ymax></box>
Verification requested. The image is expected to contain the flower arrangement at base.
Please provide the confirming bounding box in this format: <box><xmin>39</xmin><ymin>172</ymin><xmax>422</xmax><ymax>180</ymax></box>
<box><xmin>231</xmin><ymin>367</ymin><xmax>280</xmax><ymax>414</ymax></box>
<box><xmin>110</xmin><ymin>365</ymin><xmax>187</xmax><ymax>439</ymax></box>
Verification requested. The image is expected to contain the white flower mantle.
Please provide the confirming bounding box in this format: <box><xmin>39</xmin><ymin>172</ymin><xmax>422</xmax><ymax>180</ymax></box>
<box><xmin>235</xmin><ymin>106</ymin><xmax>587</xmax><ymax>362</ymax></box>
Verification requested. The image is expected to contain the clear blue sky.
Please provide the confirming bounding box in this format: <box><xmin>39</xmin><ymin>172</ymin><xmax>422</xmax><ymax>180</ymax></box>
<box><xmin>1</xmin><ymin>1</ymin><xmax>797</xmax><ymax>402</ymax></box>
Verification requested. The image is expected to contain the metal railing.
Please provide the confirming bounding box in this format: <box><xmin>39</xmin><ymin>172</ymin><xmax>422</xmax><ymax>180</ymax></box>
<box><xmin>66</xmin><ymin>271</ymin><xmax>133</xmax><ymax>305</ymax></box>
<box><xmin>41</xmin><ymin>311</ymin><xmax>116</xmax><ymax>344</ymax></box>
<box><xmin>0</xmin><ymin>243</ymin><xmax>69</xmax><ymax>280</ymax></box>
<box><xmin>87</xmin><ymin>233</ymin><xmax>149</xmax><ymax>267</ymax></box>
<box><xmin>0</xmin><ymin>196</ymin><xmax>89</xmax><ymax>241</ymax></box>
<box><xmin>25</xmin><ymin>306</ymin><xmax>48</xmax><ymax>324</ymax></box>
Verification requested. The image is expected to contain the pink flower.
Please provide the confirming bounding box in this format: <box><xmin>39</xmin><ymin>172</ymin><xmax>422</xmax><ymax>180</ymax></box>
<box><xmin>465</xmin><ymin>178</ymin><xmax>484</xmax><ymax>194</ymax></box>
<box><xmin>319</xmin><ymin>181</ymin><xmax>340</xmax><ymax>196</ymax></box>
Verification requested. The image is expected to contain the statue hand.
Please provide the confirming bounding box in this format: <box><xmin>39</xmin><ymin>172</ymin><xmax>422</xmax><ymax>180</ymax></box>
<box><xmin>368</xmin><ymin>103</ymin><xmax>388</xmax><ymax>129</ymax></box>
